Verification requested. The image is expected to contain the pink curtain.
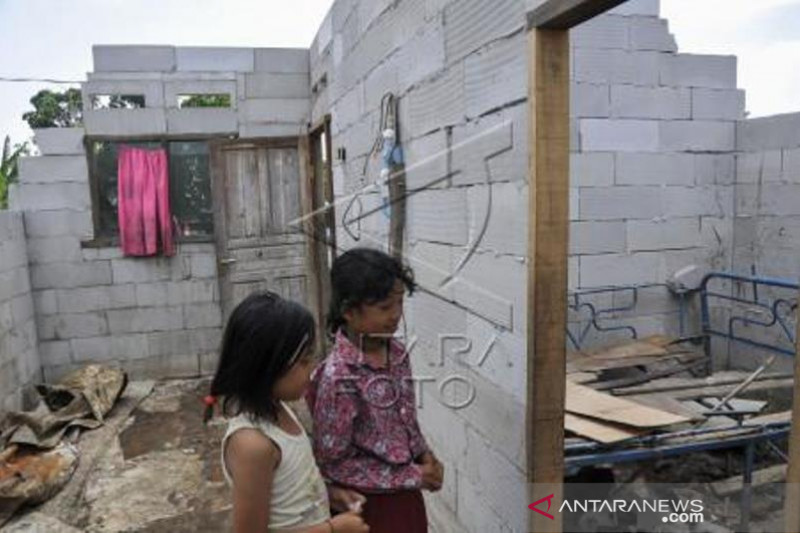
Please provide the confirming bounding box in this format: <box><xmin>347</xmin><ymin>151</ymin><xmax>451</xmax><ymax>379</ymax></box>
<box><xmin>117</xmin><ymin>146</ymin><xmax>175</xmax><ymax>257</ymax></box>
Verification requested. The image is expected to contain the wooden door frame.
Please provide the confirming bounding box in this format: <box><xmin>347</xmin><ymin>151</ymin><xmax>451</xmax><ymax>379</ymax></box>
<box><xmin>305</xmin><ymin>117</ymin><xmax>336</xmax><ymax>351</ymax></box>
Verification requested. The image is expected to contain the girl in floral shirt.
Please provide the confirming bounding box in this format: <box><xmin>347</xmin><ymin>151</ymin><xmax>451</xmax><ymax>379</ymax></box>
<box><xmin>306</xmin><ymin>248</ymin><xmax>444</xmax><ymax>533</ymax></box>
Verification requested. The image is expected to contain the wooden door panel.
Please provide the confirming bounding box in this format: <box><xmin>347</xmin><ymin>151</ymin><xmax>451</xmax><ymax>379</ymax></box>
<box><xmin>213</xmin><ymin>141</ymin><xmax>309</xmax><ymax>320</ymax></box>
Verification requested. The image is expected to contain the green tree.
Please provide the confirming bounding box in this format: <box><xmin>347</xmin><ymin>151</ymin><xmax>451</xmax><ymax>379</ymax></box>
<box><xmin>0</xmin><ymin>136</ymin><xmax>29</xmax><ymax>209</ymax></box>
<box><xmin>178</xmin><ymin>94</ymin><xmax>231</xmax><ymax>108</ymax></box>
<box><xmin>22</xmin><ymin>88</ymin><xmax>83</xmax><ymax>128</ymax></box>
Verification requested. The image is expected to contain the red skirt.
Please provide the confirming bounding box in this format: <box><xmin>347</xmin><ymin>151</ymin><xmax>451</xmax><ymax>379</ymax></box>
<box><xmin>361</xmin><ymin>490</ymin><xmax>428</xmax><ymax>533</ymax></box>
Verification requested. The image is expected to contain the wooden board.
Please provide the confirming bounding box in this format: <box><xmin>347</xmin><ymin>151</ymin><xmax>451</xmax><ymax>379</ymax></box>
<box><xmin>527</xmin><ymin>0</ymin><xmax>628</xmax><ymax>30</ymax></box>
<box><xmin>569</xmin><ymin>350</ymin><xmax>702</xmax><ymax>373</ymax></box>
<box><xmin>749</xmin><ymin>410</ymin><xmax>792</xmax><ymax>425</ymax></box>
<box><xmin>613</xmin><ymin>371</ymin><xmax>794</xmax><ymax>396</ymax></box>
<box><xmin>712</xmin><ymin>464</ymin><xmax>787</xmax><ymax>497</ymax></box>
<box><xmin>564</xmin><ymin>413</ymin><xmax>643</xmax><ymax>444</ymax></box>
<box><xmin>565</xmin><ymin>381</ymin><xmax>691</xmax><ymax>429</ymax></box>
<box><xmin>527</xmin><ymin>27</ymin><xmax>570</xmax><ymax>533</ymax></box>
<box><xmin>566</xmin><ymin>372</ymin><xmax>598</xmax><ymax>384</ymax></box>
<box><xmin>627</xmin><ymin>378</ymin><xmax>795</xmax><ymax>401</ymax></box>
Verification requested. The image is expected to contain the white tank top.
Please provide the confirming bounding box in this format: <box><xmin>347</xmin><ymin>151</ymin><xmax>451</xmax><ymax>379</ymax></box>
<box><xmin>221</xmin><ymin>402</ymin><xmax>331</xmax><ymax>531</ymax></box>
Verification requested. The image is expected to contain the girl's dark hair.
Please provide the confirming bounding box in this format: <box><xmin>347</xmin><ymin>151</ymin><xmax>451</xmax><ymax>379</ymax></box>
<box><xmin>206</xmin><ymin>291</ymin><xmax>315</xmax><ymax>422</ymax></box>
<box><xmin>327</xmin><ymin>247</ymin><xmax>416</xmax><ymax>334</ymax></box>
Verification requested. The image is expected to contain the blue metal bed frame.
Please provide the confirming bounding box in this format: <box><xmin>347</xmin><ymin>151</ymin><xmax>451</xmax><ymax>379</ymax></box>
<box><xmin>564</xmin><ymin>272</ymin><xmax>797</xmax><ymax>531</ymax></box>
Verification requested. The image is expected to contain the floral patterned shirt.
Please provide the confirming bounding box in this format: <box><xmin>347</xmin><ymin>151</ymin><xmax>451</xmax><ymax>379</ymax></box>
<box><xmin>306</xmin><ymin>330</ymin><xmax>429</xmax><ymax>492</ymax></box>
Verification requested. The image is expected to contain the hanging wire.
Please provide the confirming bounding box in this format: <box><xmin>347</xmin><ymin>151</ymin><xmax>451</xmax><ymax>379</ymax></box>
<box><xmin>0</xmin><ymin>77</ymin><xmax>83</xmax><ymax>84</ymax></box>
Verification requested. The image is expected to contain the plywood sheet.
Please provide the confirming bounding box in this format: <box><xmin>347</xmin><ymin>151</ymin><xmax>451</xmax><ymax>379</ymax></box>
<box><xmin>566</xmin><ymin>381</ymin><xmax>691</xmax><ymax>428</ymax></box>
<box><xmin>564</xmin><ymin>413</ymin><xmax>643</xmax><ymax>444</ymax></box>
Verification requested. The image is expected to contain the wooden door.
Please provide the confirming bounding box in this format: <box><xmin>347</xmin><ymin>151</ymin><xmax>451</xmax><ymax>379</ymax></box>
<box><xmin>212</xmin><ymin>140</ymin><xmax>308</xmax><ymax>320</ymax></box>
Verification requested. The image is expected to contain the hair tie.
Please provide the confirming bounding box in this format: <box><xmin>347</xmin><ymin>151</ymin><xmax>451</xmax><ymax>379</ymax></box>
<box><xmin>203</xmin><ymin>395</ymin><xmax>218</xmax><ymax>407</ymax></box>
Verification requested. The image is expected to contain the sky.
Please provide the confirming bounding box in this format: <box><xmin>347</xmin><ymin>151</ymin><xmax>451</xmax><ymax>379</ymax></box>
<box><xmin>0</xmin><ymin>0</ymin><xmax>798</xmax><ymax>147</ymax></box>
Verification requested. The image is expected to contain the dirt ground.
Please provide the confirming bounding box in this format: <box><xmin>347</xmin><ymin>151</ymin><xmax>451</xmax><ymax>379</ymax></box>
<box><xmin>3</xmin><ymin>378</ymin><xmax>233</xmax><ymax>532</ymax></box>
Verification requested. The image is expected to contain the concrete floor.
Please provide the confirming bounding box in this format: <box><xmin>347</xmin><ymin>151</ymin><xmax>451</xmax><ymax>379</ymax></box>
<box><xmin>4</xmin><ymin>378</ymin><xmax>232</xmax><ymax>532</ymax></box>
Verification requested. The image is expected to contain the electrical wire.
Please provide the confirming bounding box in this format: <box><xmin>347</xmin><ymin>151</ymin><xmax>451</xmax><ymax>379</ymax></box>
<box><xmin>0</xmin><ymin>77</ymin><xmax>82</xmax><ymax>84</ymax></box>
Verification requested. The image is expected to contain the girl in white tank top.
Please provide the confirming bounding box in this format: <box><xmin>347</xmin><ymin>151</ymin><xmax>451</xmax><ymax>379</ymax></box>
<box><xmin>204</xmin><ymin>292</ymin><xmax>368</xmax><ymax>533</ymax></box>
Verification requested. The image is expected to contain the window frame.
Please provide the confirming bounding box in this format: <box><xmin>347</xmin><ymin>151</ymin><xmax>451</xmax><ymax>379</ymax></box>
<box><xmin>83</xmin><ymin>134</ymin><xmax>218</xmax><ymax>248</ymax></box>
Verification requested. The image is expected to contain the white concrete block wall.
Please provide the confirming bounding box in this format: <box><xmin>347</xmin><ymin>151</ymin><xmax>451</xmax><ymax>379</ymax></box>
<box><xmin>16</xmin><ymin>128</ymin><xmax>224</xmax><ymax>382</ymax></box>
<box><xmin>0</xmin><ymin>211</ymin><xmax>41</xmax><ymax>415</ymax></box>
<box><xmin>734</xmin><ymin>112</ymin><xmax>800</xmax><ymax>282</ymax></box>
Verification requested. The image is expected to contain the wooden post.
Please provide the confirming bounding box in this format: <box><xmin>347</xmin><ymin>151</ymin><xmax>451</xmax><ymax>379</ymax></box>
<box><xmin>526</xmin><ymin>27</ymin><xmax>570</xmax><ymax>533</ymax></box>
<box><xmin>785</xmin><ymin>303</ymin><xmax>800</xmax><ymax>533</ymax></box>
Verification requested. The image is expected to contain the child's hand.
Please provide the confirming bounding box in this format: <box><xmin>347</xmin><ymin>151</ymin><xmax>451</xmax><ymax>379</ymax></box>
<box><xmin>419</xmin><ymin>452</ymin><xmax>444</xmax><ymax>492</ymax></box>
<box><xmin>330</xmin><ymin>512</ymin><xmax>370</xmax><ymax>533</ymax></box>
<box><xmin>327</xmin><ymin>484</ymin><xmax>367</xmax><ymax>514</ymax></box>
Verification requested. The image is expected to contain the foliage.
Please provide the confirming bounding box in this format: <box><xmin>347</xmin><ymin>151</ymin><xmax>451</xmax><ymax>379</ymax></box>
<box><xmin>0</xmin><ymin>136</ymin><xmax>30</xmax><ymax>209</ymax></box>
<box><xmin>178</xmin><ymin>94</ymin><xmax>231</xmax><ymax>108</ymax></box>
<box><xmin>22</xmin><ymin>88</ymin><xmax>83</xmax><ymax>128</ymax></box>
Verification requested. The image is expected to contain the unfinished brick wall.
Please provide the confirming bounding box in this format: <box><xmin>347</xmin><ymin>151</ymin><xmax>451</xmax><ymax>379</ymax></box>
<box><xmin>0</xmin><ymin>211</ymin><xmax>40</xmax><ymax>414</ymax></box>
<box><xmin>310</xmin><ymin>0</ymin><xmax>746</xmax><ymax>530</ymax></box>
<box><xmin>11</xmin><ymin>128</ymin><xmax>222</xmax><ymax>382</ymax></box>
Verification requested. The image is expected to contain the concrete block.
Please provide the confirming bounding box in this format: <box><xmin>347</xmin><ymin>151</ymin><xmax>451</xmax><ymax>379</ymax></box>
<box><xmin>239</xmin><ymin>123</ymin><xmax>307</xmax><ymax>138</ymax></box>
<box><xmin>570</xmin><ymin>221</ymin><xmax>626</xmax><ymax>255</ymax></box>
<box><xmin>27</xmin><ymin>236</ymin><xmax>83</xmax><ymax>264</ymax></box>
<box><xmin>33</xmin><ymin>128</ymin><xmax>85</xmax><ymax>156</ymax></box>
<box><xmin>736</xmin><ymin>184</ymin><xmax>800</xmax><ymax>217</ymax></box>
<box><xmin>406</xmin><ymin>241</ymin><xmax>456</xmax><ymax>296</ymax></box>
<box><xmin>691</xmin><ymin>88</ymin><xmax>745</xmax><ymax>120</ymax></box>
<box><xmin>464</xmin><ymin>32</ymin><xmax>526</xmax><ymax>119</ymax></box>
<box><xmin>571</xmin><ymin>82</ymin><xmax>610</xmax><ymax>118</ymax></box>
<box><xmin>463</xmin><ymin>426</ymin><xmax>527</xmax><ymax>524</ymax></box>
<box><xmin>451</xmin><ymin>114</ymin><xmax>514</xmax><ymax>186</ymax></box>
<box><xmin>93</xmin><ymin>45</ymin><xmax>176</xmax><ymax>72</ymax></box>
<box><xmin>452</xmin><ymin>251</ymin><xmax>523</xmax><ymax>331</ymax></box>
<box><xmin>107</xmin><ymin>306</ymin><xmax>184</xmax><ymax>334</ymax></box>
<box><xmin>580</xmin><ymin>119</ymin><xmax>659</xmax><ymax>152</ymax></box>
<box><xmin>0</xmin><ymin>240</ymin><xmax>28</xmax><ymax>271</ymax></box>
<box><xmin>574</xmin><ymin>49</ymin><xmax>660</xmax><ymax>85</ymax></box>
<box><xmin>164</xmin><ymin>80</ymin><xmax>237</xmax><ymax>108</ymax></box>
<box><xmin>39</xmin><ymin>340</ymin><xmax>72</xmax><ymax>366</ymax></box>
<box><xmin>334</xmin><ymin>12</ymin><xmax>398</xmax><ymax>91</ymax></box>
<box><xmin>148</xmin><ymin>327</ymin><xmax>221</xmax><ymax>358</ymax></box>
<box><xmin>81</xmin><ymin>247</ymin><xmax>125</xmax><ymax>262</ymax></box>
<box><xmin>695</xmin><ymin>154</ymin><xmax>735</xmax><ymax>185</ymax></box>
<box><xmin>628</xmin><ymin>217</ymin><xmax>702</xmax><ymax>251</ymax></box>
<box><xmin>18</xmin><ymin>155</ymin><xmax>87</xmax><ymax>185</ymax></box>
<box><xmin>610</xmin><ymin>86</ymin><xmax>690</xmax><ymax>120</ymax></box>
<box><xmin>13</xmin><ymin>182</ymin><xmax>90</xmax><ymax>212</ymax></box>
<box><xmin>407</xmin><ymin>64</ymin><xmax>466</xmax><ymax>136</ymax></box>
<box><xmin>31</xmin><ymin>262</ymin><xmax>112</xmax><ymax>290</ymax></box>
<box><xmin>190</xmin><ymin>254</ymin><xmax>217</xmax><ymax>278</ymax></box>
<box><xmin>784</xmin><ymin>148</ymin><xmax>800</xmax><ymax>179</ymax></box>
<box><xmin>408</xmin><ymin>188</ymin><xmax>468</xmax><ymax>246</ymax></box>
<box><xmin>663</xmin><ymin>185</ymin><xmax>733</xmax><ymax>218</ymax></box>
<box><xmin>316</xmin><ymin>11</ymin><xmax>334</xmax><ymax>54</ymax></box>
<box><xmin>444</xmin><ymin>0</ymin><xmax>524</xmax><ymax>64</ymax></box>
<box><xmin>332</xmin><ymin>84</ymin><xmax>365</xmax><ymax>130</ymax></box>
<box><xmin>124</xmin><ymin>353</ymin><xmax>200</xmax><ymax>380</ymax></box>
<box><xmin>136</xmin><ymin>279</ymin><xmax>216</xmax><ymax>307</ymax></box>
<box><xmin>405</xmin><ymin>131</ymin><xmax>451</xmax><ymax>191</ymax></box>
<box><xmin>571</xmin><ymin>14</ymin><xmax>630</xmax><ymax>50</ymax></box>
<box><xmin>239</xmin><ymin>98</ymin><xmax>310</xmax><ymax>124</ymax></box>
<box><xmin>660</xmin><ymin>120</ymin><xmax>735</xmax><ymax>152</ymax></box>
<box><xmin>83</xmin><ymin>108</ymin><xmax>167</xmax><ymax>136</ymax></box>
<box><xmin>608</xmin><ymin>0</ymin><xmax>660</xmax><ymax>16</ymax></box>
<box><xmin>10</xmin><ymin>295</ymin><xmax>34</xmax><ymax>326</ymax></box>
<box><xmin>395</xmin><ymin>20</ymin><xmax>446</xmax><ymax>92</ymax></box>
<box><xmin>616</xmin><ymin>152</ymin><xmax>695</xmax><ymax>186</ymax></box>
<box><xmin>184</xmin><ymin>302</ymin><xmax>222</xmax><ymax>329</ymax></box>
<box><xmin>736</xmin><ymin>151</ymin><xmax>782</xmax><ymax>183</ymax></box>
<box><xmin>83</xmin><ymin>79</ymin><xmax>165</xmax><ymax>109</ymax></box>
<box><xmin>660</xmin><ymin>54</ymin><xmax>737</xmax><ymax>89</ymax></box>
<box><xmin>466</xmin><ymin>181</ymin><xmax>527</xmax><ymax>256</ymax></box>
<box><xmin>176</xmin><ymin>47</ymin><xmax>254</xmax><ymax>72</ymax></box>
<box><xmin>166</xmin><ymin>108</ymin><xmax>238</xmax><ymax>135</ymax></box>
<box><xmin>111</xmin><ymin>256</ymin><xmax>188</xmax><ymax>284</ymax></box>
<box><xmin>71</xmin><ymin>333</ymin><xmax>150</xmax><ymax>362</ymax></box>
<box><xmin>629</xmin><ymin>17</ymin><xmax>676</xmax><ymax>51</ymax></box>
<box><xmin>363</xmin><ymin>55</ymin><xmax>401</xmax><ymax>113</ymax></box>
<box><xmin>39</xmin><ymin>312</ymin><xmax>108</xmax><ymax>340</ymax></box>
<box><xmin>580</xmin><ymin>252</ymin><xmax>661</xmax><ymax>287</ymax></box>
<box><xmin>579</xmin><ymin>185</ymin><xmax>663</xmax><ymax>220</ymax></box>
<box><xmin>33</xmin><ymin>290</ymin><xmax>58</xmax><ymax>316</ymax></box>
<box><xmin>24</xmin><ymin>210</ymin><xmax>93</xmax><ymax>238</ymax></box>
<box><xmin>244</xmin><ymin>73</ymin><xmax>310</xmax><ymax>99</ymax></box>
<box><xmin>736</xmin><ymin>113</ymin><xmax>800</xmax><ymax>152</ymax></box>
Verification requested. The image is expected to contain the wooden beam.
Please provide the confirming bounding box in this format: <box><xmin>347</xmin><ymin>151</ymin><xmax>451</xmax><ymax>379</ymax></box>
<box><xmin>527</xmin><ymin>27</ymin><xmax>570</xmax><ymax>533</ymax></box>
<box><xmin>784</xmin><ymin>302</ymin><xmax>800</xmax><ymax>533</ymax></box>
<box><xmin>528</xmin><ymin>0</ymin><xmax>628</xmax><ymax>30</ymax></box>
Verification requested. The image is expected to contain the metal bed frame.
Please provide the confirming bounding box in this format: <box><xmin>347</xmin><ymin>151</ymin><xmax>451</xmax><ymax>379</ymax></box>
<box><xmin>564</xmin><ymin>272</ymin><xmax>797</xmax><ymax>531</ymax></box>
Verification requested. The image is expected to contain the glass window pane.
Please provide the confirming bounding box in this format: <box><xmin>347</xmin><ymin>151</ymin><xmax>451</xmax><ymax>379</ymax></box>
<box><xmin>169</xmin><ymin>141</ymin><xmax>214</xmax><ymax>237</ymax></box>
